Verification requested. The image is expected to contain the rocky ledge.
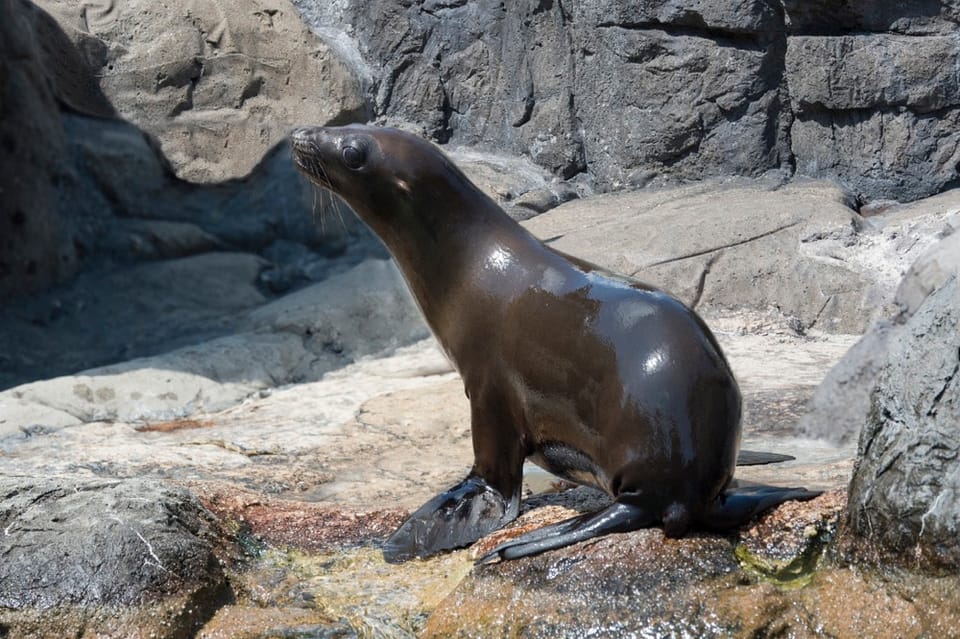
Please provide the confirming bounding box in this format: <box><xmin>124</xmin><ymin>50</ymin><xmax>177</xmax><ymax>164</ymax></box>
<box><xmin>2</xmin><ymin>177</ymin><xmax>958</xmax><ymax>636</ymax></box>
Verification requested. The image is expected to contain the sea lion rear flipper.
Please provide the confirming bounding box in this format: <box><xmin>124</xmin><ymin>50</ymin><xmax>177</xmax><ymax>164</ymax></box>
<box><xmin>701</xmin><ymin>484</ymin><xmax>822</xmax><ymax>530</ymax></box>
<box><xmin>736</xmin><ymin>450</ymin><xmax>795</xmax><ymax>466</ymax></box>
<box><xmin>475</xmin><ymin>502</ymin><xmax>656</xmax><ymax>564</ymax></box>
<box><xmin>382</xmin><ymin>474</ymin><xmax>519</xmax><ymax>563</ymax></box>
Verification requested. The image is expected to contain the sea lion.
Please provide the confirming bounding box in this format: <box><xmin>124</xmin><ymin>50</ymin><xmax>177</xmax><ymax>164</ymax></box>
<box><xmin>290</xmin><ymin>124</ymin><xmax>818</xmax><ymax>563</ymax></box>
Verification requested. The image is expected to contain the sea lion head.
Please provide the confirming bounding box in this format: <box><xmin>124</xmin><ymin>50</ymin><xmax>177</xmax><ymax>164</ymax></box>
<box><xmin>290</xmin><ymin>124</ymin><xmax>474</xmax><ymax>224</ymax></box>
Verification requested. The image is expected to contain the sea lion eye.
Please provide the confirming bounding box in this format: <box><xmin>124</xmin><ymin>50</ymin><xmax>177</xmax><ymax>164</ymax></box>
<box><xmin>342</xmin><ymin>144</ymin><xmax>366</xmax><ymax>170</ymax></box>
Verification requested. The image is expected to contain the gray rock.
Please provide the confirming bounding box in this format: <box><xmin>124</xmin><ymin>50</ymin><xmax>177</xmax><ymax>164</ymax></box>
<box><xmin>0</xmin><ymin>477</ymin><xmax>230</xmax><ymax>635</ymax></box>
<box><xmin>896</xmin><ymin>225</ymin><xmax>960</xmax><ymax>316</ymax></box>
<box><xmin>787</xmin><ymin>35</ymin><xmax>960</xmax><ymax>201</ymax></box>
<box><xmin>0</xmin><ymin>0</ymin><xmax>80</xmax><ymax>298</ymax></box>
<box><xmin>294</xmin><ymin>0</ymin><xmax>791</xmax><ymax>188</ymax></box>
<box><xmin>34</xmin><ymin>0</ymin><xmax>366</xmax><ymax>183</ymax></box>
<box><xmin>0</xmin><ymin>259</ymin><xmax>426</xmax><ymax>431</ymax></box>
<box><xmin>787</xmin><ymin>35</ymin><xmax>960</xmax><ymax>112</ymax></box>
<box><xmin>846</xmin><ymin>275</ymin><xmax>960</xmax><ymax>570</ymax></box>
<box><xmin>574</xmin><ymin>0</ymin><xmax>782</xmax><ymax>34</ymax></box>
<box><xmin>526</xmin><ymin>178</ymin><xmax>880</xmax><ymax>333</ymax></box>
<box><xmin>782</xmin><ymin>0</ymin><xmax>960</xmax><ymax>35</ymax></box>
<box><xmin>797</xmin><ymin>200</ymin><xmax>960</xmax><ymax>443</ymax></box>
<box><xmin>291</xmin><ymin>0</ymin><xmax>960</xmax><ymax>202</ymax></box>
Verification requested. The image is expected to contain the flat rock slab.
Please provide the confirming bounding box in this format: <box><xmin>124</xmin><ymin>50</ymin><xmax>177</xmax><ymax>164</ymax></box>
<box><xmin>0</xmin><ymin>327</ymin><xmax>856</xmax><ymax>512</ymax></box>
<box><xmin>527</xmin><ymin>179</ymin><xmax>951</xmax><ymax>334</ymax></box>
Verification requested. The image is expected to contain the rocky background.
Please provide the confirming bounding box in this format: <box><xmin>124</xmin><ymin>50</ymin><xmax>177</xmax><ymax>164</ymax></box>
<box><xmin>1</xmin><ymin>0</ymin><xmax>959</xmax><ymax>637</ymax></box>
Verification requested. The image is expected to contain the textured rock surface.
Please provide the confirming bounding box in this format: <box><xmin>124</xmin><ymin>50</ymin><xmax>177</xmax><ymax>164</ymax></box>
<box><xmin>34</xmin><ymin>0</ymin><xmax>366</xmax><ymax>182</ymax></box>
<box><xmin>422</xmin><ymin>492</ymin><xmax>958</xmax><ymax>638</ymax></box>
<box><xmin>798</xmin><ymin>195</ymin><xmax>960</xmax><ymax>444</ymax></box>
<box><xmin>0</xmin><ymin>477</ymin><xmax>231</xmax><ymax>637</ymax></box>
<box><xmin>0</xmin><ymin>0</ymin><xmax>84</xmax><ymax>298</ymax></box>
<box><xmin>786</xmin><ymin>34</ymin><xmax>960</xmax><ymax>202</ymax></box>
<box><xmin>294</xmin><ymin>0</ymin><xmax>960</xmax><ymax>201</ymax></box>
<box><xmin>0</xmin><ymin>259</ymin><xmax>425</xmax><ymax>431</ymax></box>
<box><xmin>845</xmin><ymin>275</ymin><xmax>960</xmax><ymax>571</ymax></box>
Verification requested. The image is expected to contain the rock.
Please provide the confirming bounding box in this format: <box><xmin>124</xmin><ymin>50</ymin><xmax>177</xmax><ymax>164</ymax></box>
<box><xmin>422</xmin><ymin>494</ymin><xmax>851</xmax><ymax>638</ymax></box>
<box><xmin>0</xmin><ymin>0</ymin><xmax>78</xmax><ymax>298</ymax></box>
<box><xmin>0</xmin><ymin>476</ymin><xmax>231</xmax><ymax>638</ymax></box>
<box><xmin>34</xmin><ymin>0</ymin><xmax>366</xmax><ymax>182</ymax></box>
<box><xmin>0</xmin><ymin>251</ymin><xmax>271</xmax><ymax>391</ymax></box>
<box><xmin>844</xmin><ymin>275</ymin><xmax>960</xmax><ymax>571</ymax></box>
<box><xmin>420</xmin><ymin>490</ymin><xmax>959</xmax><ymax>638</ymax></box>
<box><xmin>786</xmin><ymin>35</ymin><xmax>960</xmax><ymax>202</ymax></box>
<box><xmin>568</xmin><ymin>7</ymin><xmax>787</xmax><ymax>190</ymax></box>
<box><xmin>896</xmin><ymin>220</ymin><xmax>960</xmax><ymax>316</ymax></box>
<box><xmin>0</xmin><ymin>259</ymin><xmax>426</xmax><ymax>431</ymax></box>
<box><xmin>798</xmin><ymin>200</ymin><xmax>960</xmax><ymax>443</ymax></box>
<box><xmin>527</xmin><ymin>178</ymin><xmax>881</xmax><ymax>333</ymax></box>
<box><xmin>782</xmin><ymin>0</ymin><xmax>960</xmax><ymax>35</ymax></box>
<box><xmin>448</xmin><ymin>147</ymin><xmax>581</xmax><ymax>220</ymax></box>
<box><xmin>296</xmin><ymin>0</ymin><xmax>790</xmax><ymax>188</ymax></box>
<box><xmin>293</xmin><ymin>1</ymin><xmax>960</xmax><ymax>202</ymax></box>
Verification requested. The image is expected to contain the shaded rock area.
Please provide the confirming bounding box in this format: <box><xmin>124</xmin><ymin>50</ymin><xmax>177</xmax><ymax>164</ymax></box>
<box><xmin>0</xmin><ymin>0</ymin><xmax>90</xmax><ymax>298</ymax></box>
<box><xmin>294</xmin><ymin>0</ymin><xmax>960</xmax><ymax>201</ymax></box>
<box><xmin>0</xmin><ymin>477</ymin><xmax>232</xmax><ymax>638</ymax></box>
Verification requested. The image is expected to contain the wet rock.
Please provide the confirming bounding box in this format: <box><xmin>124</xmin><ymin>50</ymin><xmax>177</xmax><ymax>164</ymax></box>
<box><xmin>845</xmin><ymin>275</ymin><xmax>960</xmax><ymax>571</ymax></box>
<box><xmin>196</xmin><ymin>485</ymin><xmax>408</xmax><ymax>552</ymax></box>
<box><xmin>197</xmin><ymin>607</ymin><xmax>351</xmax><ymax>639</ymax></box>
<box><xmin>424</xmin><ymin>493</ymin><xmax>845</xmax><ymax>638</ymax></box>
<box><xmin>0</xmin><ymin>476</ymin><xmax>232</xmax><ymax>638</ymax></box>
<box><xmin>423</xmin><ymin>490</ymin><xmax>960</xmax><ymax>638</ymax></box>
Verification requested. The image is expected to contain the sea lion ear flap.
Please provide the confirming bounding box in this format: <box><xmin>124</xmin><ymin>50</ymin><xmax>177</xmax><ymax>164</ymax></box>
<box><xmin>395</xmin><ymin>177</ymin><xmax>413</xmax><ymax>196</ymax></box>
<box><xmin>381</xmin><ymin>474</ymin><xmax>518</xmax><ymax>563</ymax></box>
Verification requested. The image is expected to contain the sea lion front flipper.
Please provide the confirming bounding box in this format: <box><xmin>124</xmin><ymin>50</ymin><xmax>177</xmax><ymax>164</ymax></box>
<box><xmin>476</xmin><ymin>502</ymin><xmax>656</xmax><ymax>564</ymax></box>
<box><xmin>700</xmin><ymin>484</ymin><xmax>822</xmax><ymax>530</ymax></box>
<box><xmin>382</xmin><ymin>474</ymin><xmax>519</xmax><ymax>563</ymax></box>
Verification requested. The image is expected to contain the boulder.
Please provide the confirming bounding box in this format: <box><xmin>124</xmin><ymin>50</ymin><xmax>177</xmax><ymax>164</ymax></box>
<box><xmin>34</xmin><ymin>0</ymin><xmax>366</xmax><ymax>182</ymax></box>
<box><xmin>0</xmin><ymin>477</ymin><xmax>231</xmax><ymax>638</ymax></box>
<box><xmin>798</xmin><ymin>200</ymin><xmax>960</xmax><ymax>443</ymax></box>
<box><xmin>844</xmin><ymin>274</ymin><xmax>960</xmax><ymax>571</ymax></box>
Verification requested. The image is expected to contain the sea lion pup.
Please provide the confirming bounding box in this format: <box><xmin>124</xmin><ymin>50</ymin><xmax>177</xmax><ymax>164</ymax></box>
<box><xmin>290</xmin><ymin>124</ymin><xmax>818</xmax><ymax>563</ymax></box>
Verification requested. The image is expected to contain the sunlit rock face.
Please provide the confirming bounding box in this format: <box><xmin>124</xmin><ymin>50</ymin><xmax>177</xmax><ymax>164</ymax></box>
<box><xmin>294</xmin><ymin>0</ymin><xmax>960</xmax><ymax>200</ymax></box>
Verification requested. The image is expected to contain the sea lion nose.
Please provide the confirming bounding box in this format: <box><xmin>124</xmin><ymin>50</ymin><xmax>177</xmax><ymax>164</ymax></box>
<box><xmin>290</xmin><ymin>126</ymin><xmax>319</xmax><ymax>147</ymax></box>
